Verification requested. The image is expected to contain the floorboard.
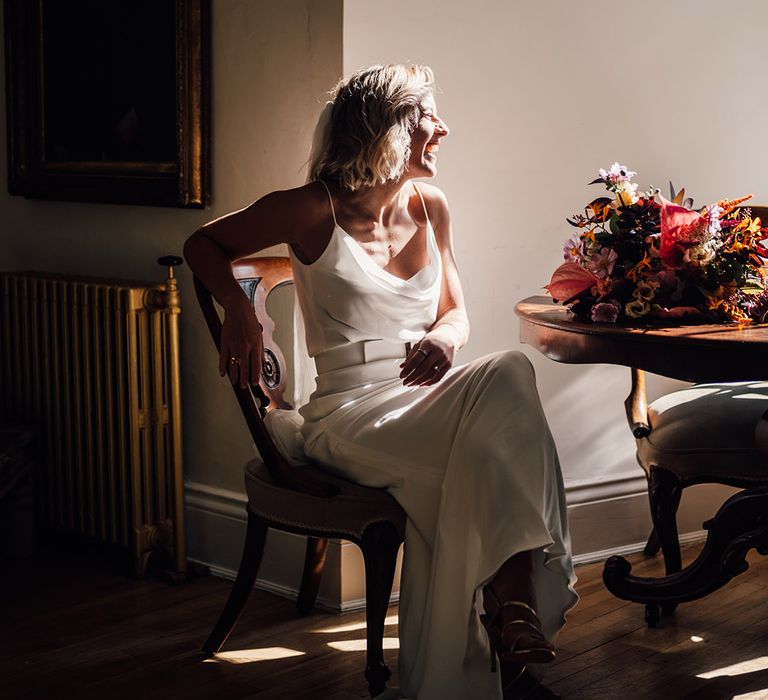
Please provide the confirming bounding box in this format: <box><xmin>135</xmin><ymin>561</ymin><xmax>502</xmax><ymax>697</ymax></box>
<box><xmin>2</xmin><ymin>541</ymin><xmax>767</xmax><ymax>699</ymax></box>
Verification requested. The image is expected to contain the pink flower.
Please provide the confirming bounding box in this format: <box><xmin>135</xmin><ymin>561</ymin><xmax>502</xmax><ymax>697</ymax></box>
<box><xmin>587</xmin><ymin>247</ymin><xmax>618</xmax><ymax>279</ymax></box>
<box><xmin>703</xmin><ymin>204</ymin><xmax>723</xmax><ymax>235</ymax></box>
<box><xmin>591</xmin><ymin>300</ymin><xmax>620</xmax><ymax>323</ymax></box>
<box><xmin>658</xmin><ymin>194</ymin><xmax>705</xmax><ymax>267</ymax></box>
<box><xmin>599</xmin><ymin>163</ymin><xmax>637</xmax><ymax>184</ymax></box>
<box><xmin>545</xmin><ymin>262</ymin><xmax>600</xmax><ymax>302</ymax></box>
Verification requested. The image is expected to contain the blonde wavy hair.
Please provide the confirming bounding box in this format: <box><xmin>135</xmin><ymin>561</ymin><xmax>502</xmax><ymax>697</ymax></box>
<box><xmin>310</xmin><ymin>64</ymin><xmax>435</xmax><ymax>191</ymax></box>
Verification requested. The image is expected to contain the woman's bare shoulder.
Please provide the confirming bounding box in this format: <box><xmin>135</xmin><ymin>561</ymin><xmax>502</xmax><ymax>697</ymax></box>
<box><xmin>412</xmin><ymin>182</ymin><xmax>450</xmax><ymax>227</ymax></box>
<box><xmin>274</xmin><ymin>181</ymin><xmax>335</xmax><ymax>262</ymax></box>
<box><xmin>249</xmin><ymin>181</ymin><xmax>333</xmax><ymax>253</ymax></box>
<box><xmin>261</xmin><ymin>181</ymin><xmax>328</xmax><ymax>230</ymax></box>
<box><xmin>190</xmin><ymin>181</ymin><xmax>332</xmax><ymax>261</ymax></box>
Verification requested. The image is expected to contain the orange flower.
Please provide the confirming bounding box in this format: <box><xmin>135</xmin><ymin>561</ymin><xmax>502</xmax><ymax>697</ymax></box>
<box><xmin>717</xmin><ymin>194</ymin><xmax>753</xmax><ymax>216</ymax></box>
<box><xmin>626</xmin><ymin>252</ymin><xmax>652</xmax><ymax>282</ymax></box>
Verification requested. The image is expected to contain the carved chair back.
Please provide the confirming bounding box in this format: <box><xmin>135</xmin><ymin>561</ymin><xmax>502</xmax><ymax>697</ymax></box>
<box><xmin>193</xmin><ymin>256</ymin><xmax>337</xmax><ymax>497</ymax></box>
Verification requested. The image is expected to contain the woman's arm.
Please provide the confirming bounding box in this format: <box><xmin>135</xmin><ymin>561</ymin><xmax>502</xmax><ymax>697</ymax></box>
<box><xmin>184</xmin><ymin>187</ymin><xmax>317</xmax><ymax>388</ymax></box>
<box><xmin>400</xmin><ymin>185</ymin><xmax>470</xmax><ymax>386</ymax></box>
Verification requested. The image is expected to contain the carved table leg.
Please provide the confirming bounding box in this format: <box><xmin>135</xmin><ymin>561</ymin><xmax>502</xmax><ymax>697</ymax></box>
<box><xmin>603</xmin><ymin>486</ymin><xmax>768</xmax><ymax>625</ymax></box>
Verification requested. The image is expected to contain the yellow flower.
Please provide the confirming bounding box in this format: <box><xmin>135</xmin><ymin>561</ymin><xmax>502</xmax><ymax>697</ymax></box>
<box><xmin>614</xmin><ymin>181</ymin><xmax>640</xmax><ymax>207</ymax></box>
<box><xmin>633</xmin><ymin>279</ymin><xmax>660</xmax><ymax>301</ymax></box>
<box><xmin>625</xmin><ymin>299</ymin><xmax>651</xmax><ymax>318</ymax></box>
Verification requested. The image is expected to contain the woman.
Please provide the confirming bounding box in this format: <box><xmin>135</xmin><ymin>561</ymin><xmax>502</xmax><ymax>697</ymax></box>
<box><xmin>184</xmin><ymin>64</ymin><xmax>577</xmax><ymax>700</ymax></box>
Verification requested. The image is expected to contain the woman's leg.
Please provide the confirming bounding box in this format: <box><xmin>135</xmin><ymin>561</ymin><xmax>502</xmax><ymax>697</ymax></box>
<box><xmin>483</xmin><ymin>550</ymin><xmax>559</xmax><ymax>699</ymax></box>
<box><xmin>484</xmin><ymin>549</ymin><xmax>555</xmax><ymax>657</ymax></box>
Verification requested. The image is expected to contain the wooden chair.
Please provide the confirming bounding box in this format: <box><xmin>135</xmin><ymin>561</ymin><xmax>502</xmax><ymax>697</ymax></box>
<box><xmin>626</xmin><ymin>369</ymin><xmax>768</xmax><ymax>568</ymax></box>
<box><xmin>194</xmin><ymin>256</ymin><xmax>406</xmax><ymax>697</ymax></box>
<box><xmin>624</xmin><ymin>205</ymin><xmax>768</xmax><ymax>614</ymax></box>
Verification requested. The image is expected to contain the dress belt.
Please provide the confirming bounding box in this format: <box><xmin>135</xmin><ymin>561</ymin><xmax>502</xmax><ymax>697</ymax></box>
<box><xmin>314</xmin><ymin>339</ymin><xmax>412</xmax><ymax>374</ymax></box>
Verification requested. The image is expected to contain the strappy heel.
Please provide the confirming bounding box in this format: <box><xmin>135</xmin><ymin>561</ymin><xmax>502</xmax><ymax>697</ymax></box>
<box><xmin>481</xmin><ymin>586</ymin><xmax>556</xmax><ymax>671</ymax></box>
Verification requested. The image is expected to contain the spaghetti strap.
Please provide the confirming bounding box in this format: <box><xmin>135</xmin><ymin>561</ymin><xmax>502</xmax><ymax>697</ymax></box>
<box><xmin>413</xmin><ymin>183</ymin><xmax>431</xmax><ymax>230</ymax></box>
<box><xmin>317</xmin><ymin>180</ymin><xmax>338</xmax><ymax>226</ymax></box>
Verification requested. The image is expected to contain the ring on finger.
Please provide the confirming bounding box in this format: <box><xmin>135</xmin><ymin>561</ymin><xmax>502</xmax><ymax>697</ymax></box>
<box><xmin>433</xmin><ymin>364</ymin><xmax>440</xmax><ymax>371</ymax></box>
<box><xmin>414</xmin><ymin>348</ymin><xmax>428</xmax><ymax>359</ymax></box>
<box><xmin>230</xmin><ymin>354</ymin><xmax>241</xmax><ymax>365</ymax></box>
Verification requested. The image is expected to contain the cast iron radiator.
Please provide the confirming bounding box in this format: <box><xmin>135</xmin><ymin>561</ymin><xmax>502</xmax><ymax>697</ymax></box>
<box><xmin>0</xmin><ymin>258</ymin><xmax>187</xmax><ymax>578</ymax></box>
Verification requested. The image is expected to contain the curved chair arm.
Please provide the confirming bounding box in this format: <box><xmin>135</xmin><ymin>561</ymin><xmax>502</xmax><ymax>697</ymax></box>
<box><xmin>625</xmin><ymin>368</ymin><xmax>651</xmax><ymax>438</ymax></box>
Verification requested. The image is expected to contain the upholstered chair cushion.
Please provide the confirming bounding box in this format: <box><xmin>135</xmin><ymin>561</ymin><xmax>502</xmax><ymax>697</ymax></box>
<box><xmin>636</xmin><ymin>382</ymin><xmax>768</xmax><ymax>480</ymax></box>
<box><xmin>244</xmin><ymin>458</ymin><xmax>406</xmax><ymax>540</ymax></box>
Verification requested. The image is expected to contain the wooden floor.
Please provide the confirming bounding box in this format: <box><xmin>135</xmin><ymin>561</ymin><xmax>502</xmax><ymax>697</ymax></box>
<box><xmin>2</xmin><ymin>542</ymin><xmax>768</xmax><ymax>700</ymax></box>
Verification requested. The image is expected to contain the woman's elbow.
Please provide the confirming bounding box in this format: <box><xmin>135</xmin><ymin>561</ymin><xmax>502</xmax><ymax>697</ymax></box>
<box><xmin>183</xmin><ymin>230</ymin><xmax>207</xmax><ymax>271</ymax></box>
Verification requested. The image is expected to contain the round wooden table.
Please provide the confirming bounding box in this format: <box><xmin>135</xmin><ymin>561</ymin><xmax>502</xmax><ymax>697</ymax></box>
<box><xmin>516</xmin><ymin>296</ymin><xmax>768</xmax><ymax>383</ymax></box>
<box><xmin>515</xmin><ymin>295</ymin><xmax>768</xmax><ymax>620</ymax></box>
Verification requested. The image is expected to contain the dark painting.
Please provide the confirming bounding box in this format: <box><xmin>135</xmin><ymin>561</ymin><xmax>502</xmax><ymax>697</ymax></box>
<box><xmin>5</xmin><ymin>0</ymin><xmax>210</xmax><ymax>208</ymax></box>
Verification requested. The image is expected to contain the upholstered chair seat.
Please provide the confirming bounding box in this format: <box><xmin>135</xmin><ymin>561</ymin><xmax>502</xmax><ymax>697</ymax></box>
<box><xmin>627</xmin><ymin>371</ymin><xmax>768</xmax><ymax>614</ymax></box>
<box><xmin>244</xmin><ymin>458</ymin><xmax>406</xmax><ymax>539</ymax></box>
<box><xmin>637</xmin><ymin>381</ymin><xmax>768</xmax><ymax>481</ymax></box>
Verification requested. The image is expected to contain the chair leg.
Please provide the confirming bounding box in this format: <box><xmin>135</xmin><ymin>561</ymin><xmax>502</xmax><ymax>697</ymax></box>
<box><xmin>361</xmin><ymin>522</ymin><xmax>401</xmax><ymax>699</ymax></box>
<box><xmin>297</xmin><ymin>536</ymin><xmax>329</xmax><ymax>615</ymax></box>
<box><xmin>647</xmin><ymin>467</ymin><xmax>683</xmax><ymax>575</ymax></box>
<box><xmin>644</xmin><ymin>527</ymin><xmax>661</xmax><ymax>556</ymax></box>
<box><xmin>202</xmin><ymin>510</ymin><xmax>269</xmax><ymax>656</ymax></box>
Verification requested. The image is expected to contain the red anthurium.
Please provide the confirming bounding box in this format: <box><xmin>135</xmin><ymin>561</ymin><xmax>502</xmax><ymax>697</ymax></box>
<box><xmin>545</xmin><ymin>262</ymin><xmax>600</xmax><ymax>302</ymax></box>
<box><xmin>658</xmin><ymin>194</ymin><xmax>705</xmax><ymax>266</ymax></box>
<box><xmin>654</xmin><ymin>306</ymin><xmax>708</xmax><ymax>321</ymax></box>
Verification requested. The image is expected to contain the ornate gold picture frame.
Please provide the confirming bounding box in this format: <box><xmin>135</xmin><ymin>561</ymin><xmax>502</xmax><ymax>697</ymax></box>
<box><xmin>4</xmin><ymin>0</ymin><xmax>210</xmax><ymax>208</ymax></box>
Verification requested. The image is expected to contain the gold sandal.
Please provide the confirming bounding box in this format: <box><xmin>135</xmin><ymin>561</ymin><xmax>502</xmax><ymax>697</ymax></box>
<box><xmin>481</xmin><ymin>586</ymin><xmax>556</xmax><ymax>671</ymax></box>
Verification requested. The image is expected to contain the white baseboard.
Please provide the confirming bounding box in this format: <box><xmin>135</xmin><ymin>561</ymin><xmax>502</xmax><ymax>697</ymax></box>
<box><xmin>185</xmin><ymin>476</ymin><xmax>737</xmax><ymax>612</ymax></box>
<box><xmin>571</xmin><ymin>529</ymin><xmax>708</xmax><ymax>567</ymax></box>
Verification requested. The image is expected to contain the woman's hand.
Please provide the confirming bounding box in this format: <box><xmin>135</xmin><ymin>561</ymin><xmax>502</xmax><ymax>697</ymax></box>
<box><xmin>399</xmin><ymin>325</ymin><xmax>459</xmax><ymax>387</ymax></box>
<box><xmin>219</xmin><ymin>295</ymin><xmax>264</xmax><ymax>389</ymax></box>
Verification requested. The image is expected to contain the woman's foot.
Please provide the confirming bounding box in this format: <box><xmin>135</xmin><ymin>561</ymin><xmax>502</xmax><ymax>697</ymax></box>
<box><xmin>482</xmin><ymin>585</ymin><xmax>556</xmax><ymax>666</ymax></box>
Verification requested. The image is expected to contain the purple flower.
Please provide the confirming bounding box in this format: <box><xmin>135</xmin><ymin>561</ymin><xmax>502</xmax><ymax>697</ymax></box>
<box><xmin>562</xmin><ymin>235</ymin><xmax>584</xmax><ymax>263</ymax></box>
<box><xmin>587</xmin><ymin>247</ymin><xmax>618</xmax><ymax>279</ymax></box>
<box><xmin>591</xmin><ymin>300</ymin><xmax>620</xmax><ymax>323</ymax></box>
<box><xmin>651</xmin><ymin>269</ymin><xmax>684</xmax><ymax>300</ymax></box>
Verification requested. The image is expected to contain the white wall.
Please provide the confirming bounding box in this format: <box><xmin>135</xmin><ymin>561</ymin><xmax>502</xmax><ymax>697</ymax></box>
<box><xmin>343</xmin><ymin>0</ymin><xmax>768</xmax><ymax>497</ymax></box>
<box><xmin>0</xmin><ymin>0</ymin><xmax>342</xmax><ymax>494</ymax></box>
<box><xmin>3</xmin><ymin>0</ymin><xmax>763</xmax><ymax>586</ymax></box>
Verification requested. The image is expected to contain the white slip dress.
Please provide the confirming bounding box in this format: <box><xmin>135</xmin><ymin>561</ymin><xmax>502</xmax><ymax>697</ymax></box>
<box><xmin>288</xmin><ymin>181</ymin><xmax>578</xmax><ymax>700</ymax></box>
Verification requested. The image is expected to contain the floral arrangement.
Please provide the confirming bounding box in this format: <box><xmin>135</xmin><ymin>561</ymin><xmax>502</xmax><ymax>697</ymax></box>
<box><xmin>546</xmin><ymin>163</ymin><xmax>768</xmax><ymax>324</ymax></box>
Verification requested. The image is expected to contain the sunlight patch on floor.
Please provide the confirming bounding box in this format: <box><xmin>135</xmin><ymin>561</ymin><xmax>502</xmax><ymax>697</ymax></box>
<box><xmin>690</xmin><ymin>635</ymin><xmax>704</xmax><ymax>643</ymax></box>
<box><xmin>203</xmin><ymin>647</ymin><xmax>306</xmax><ymax>664</ymax></box>
<box><xmin>732</xmin><ymin>691</ymin><xmax>768</xmax><ymax>700</ymax></box>
<box><xmin>327</xmin><ymin>637</ymin><xmax>400</xmax><ymax>651</ymax></box>
<box><xmin>313</xmin><ymin>615</ymin><xmax>399</xmax><ymax>634</ymax></box>
<box><xmin>697</xmin><ymin>656</ymin><xmax>768</xmax><ymax>679</ymax></box>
